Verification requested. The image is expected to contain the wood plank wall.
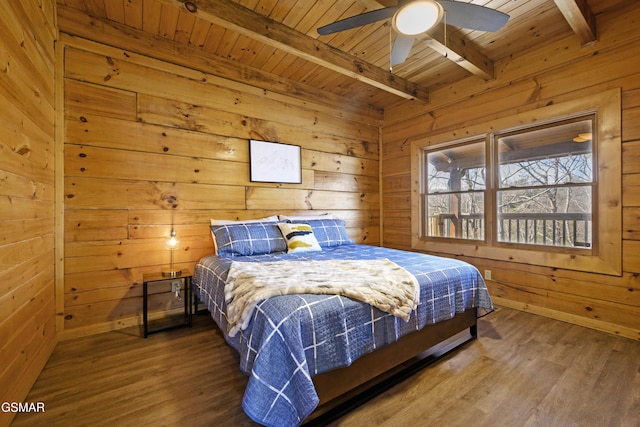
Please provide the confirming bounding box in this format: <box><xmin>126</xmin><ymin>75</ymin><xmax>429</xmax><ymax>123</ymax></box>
<box><xmin>381</xmin><ymin>2</ymin><xmax>640</xmax><ymax>340</ymax></box>
<box><xmin>0</xmin><ymin>1</ymin><xmax>58</xmax><ymax>425</ymax></box>
<box><xmin>59</xmin><ymin>25</ymin><xmax>382</xmax><ymax>337</ymax></box>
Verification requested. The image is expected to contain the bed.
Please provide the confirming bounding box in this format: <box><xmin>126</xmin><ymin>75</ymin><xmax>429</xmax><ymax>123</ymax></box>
<box><xmin>193</xmin><ymin>217</ymin><xmax>493</xmax><ymax>427</ymax></box>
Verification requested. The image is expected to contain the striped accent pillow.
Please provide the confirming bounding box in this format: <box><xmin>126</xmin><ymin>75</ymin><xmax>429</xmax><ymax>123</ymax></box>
<box><xmin>277</xmin><ymin>223</ymin><xmax>322</xmax><ymax>253</ymax></box>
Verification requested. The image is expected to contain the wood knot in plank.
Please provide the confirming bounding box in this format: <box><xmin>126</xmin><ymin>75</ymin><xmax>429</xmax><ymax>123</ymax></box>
<box><xmin>184</xmin><ymin>1</ymin><xmax>197</xmax><ymax>13</ymax></box>
<box><xmin>15</xmin><ymin>145</ymin><xmax>31</xmax><ymax>156</ymax></box>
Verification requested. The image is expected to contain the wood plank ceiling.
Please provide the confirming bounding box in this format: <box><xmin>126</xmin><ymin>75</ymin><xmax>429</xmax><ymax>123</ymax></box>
<box><xmin>56</xmin><ymin>0</ymin><xmax>624</xmax><ymax>110</ymax></box>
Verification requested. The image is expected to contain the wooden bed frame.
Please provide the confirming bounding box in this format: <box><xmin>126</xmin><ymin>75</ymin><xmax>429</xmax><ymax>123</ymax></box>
<box><xmin>202</xmin><ymin>225</ymin><xmax>485</xmax><ymax>424</ymax></box>
<box><xmin>305</xmin><ymin>309</ymin><xmax>478</xmax><ymax>424</ymax></box>
<box><xmin>194</xmin><ymin>291</ymin><xmax>479</xmax><ymax>425</ymax></box>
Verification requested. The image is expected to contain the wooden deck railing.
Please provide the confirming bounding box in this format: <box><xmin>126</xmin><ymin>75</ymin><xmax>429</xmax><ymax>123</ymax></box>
<box><xmin>428</xmin><ymin>213</ymin><xmax>591</xmax><ymax>247</ymax></box>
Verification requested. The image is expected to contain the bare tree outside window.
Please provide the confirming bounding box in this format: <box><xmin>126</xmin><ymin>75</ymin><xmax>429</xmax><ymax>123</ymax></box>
<box><xmin>422</xmin><ymin>115</ymin><xmax>595</xmax><ymax>249</ymax></box>
<box><xmin>496</xmin><ymin>117</ymin><xmax>594</xmax><ymax>248</ymax></box>
<box><xmin>424</xmin><ymin>140</ymin><xmax>485</xmax><ymax>240</ymax></box>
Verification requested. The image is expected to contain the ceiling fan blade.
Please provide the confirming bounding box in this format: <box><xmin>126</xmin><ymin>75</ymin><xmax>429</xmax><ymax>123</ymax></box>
<box><xmin>390</xmin><ymin>34</ymin><xmax>415</xmax><ymax>66</ymax></box>
<box><xmin>437</xmin><ymin>0</ymin><xmax>509</xmax><ymax>32</ymax></box>
<box><xmin>317</xmin><ymin>7</ymin><xmax>398</xmax><ymax>35</ymax></box>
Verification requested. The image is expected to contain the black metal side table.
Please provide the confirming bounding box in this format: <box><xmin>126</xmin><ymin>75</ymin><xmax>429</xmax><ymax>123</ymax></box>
<box><xmin>142</xmin><ymin>270</ymin><xmax>192</xmax><ymax>338</ymax></box>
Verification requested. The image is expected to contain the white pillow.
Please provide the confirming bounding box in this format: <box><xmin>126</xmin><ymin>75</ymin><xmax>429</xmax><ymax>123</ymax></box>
<box><xmin>210</xmin><ymin>215</ymin><xmax>278</xmax><ymax>225</ymax></box>
<box><xmin>277</xmin><ymin>223</ymin><xmax>322</xmax><ymax>253</ymax></box>
<box><xmin>278</xmin><ymin>214</ymin><xmax>335</xmax><ymax>221</ymax></box>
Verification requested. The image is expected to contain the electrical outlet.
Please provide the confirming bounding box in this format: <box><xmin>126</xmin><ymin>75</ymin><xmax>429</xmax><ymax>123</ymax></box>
<box><xmin>171</xmin><ymin>280</ymin><xmax>181</xmax><ymax>293</ymax></box>
<box><xmin>484</xmin><ymin>270</ymin><xmax>492</xmax><ymax>281</ymax></box>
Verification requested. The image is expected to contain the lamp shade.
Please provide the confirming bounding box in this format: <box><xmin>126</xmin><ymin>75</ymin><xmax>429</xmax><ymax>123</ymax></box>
<box><xmin>392</xmin><ymin>0</ymin><xmax>444</xmax><ymax>35</ymax></box>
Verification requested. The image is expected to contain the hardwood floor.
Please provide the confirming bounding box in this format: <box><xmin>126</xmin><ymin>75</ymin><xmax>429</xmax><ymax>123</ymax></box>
<box><xmin>12</xmin><ymin>307</ymin><xmax>640</xmax><ymax>427</ymax></box>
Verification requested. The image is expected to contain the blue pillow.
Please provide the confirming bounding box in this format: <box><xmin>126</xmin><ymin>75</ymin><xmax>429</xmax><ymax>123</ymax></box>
<box><xmin>289</xmin><ymin>218</ymin><xmax>353</xmax><ymax>248</ymax></box>
<box><xmin>211</xmin><ymin>222</ymin><xmax>287</xmax><ymax>256</ymax></box>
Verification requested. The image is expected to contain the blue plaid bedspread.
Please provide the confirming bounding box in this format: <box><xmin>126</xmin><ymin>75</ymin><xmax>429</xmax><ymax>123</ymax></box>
<box><xmin>193</xmin><ymin>244</ymin><xmax>493</xmax><ymax>427</ymax></box>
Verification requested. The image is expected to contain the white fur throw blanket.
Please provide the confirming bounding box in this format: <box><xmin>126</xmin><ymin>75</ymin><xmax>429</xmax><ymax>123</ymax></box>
<box><xmin>224</xmin><ymin>259</ymin><xmax>420</xmax><ymax>337</ymax></box>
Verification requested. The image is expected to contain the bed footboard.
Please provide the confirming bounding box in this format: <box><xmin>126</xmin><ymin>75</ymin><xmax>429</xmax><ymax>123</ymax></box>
<box><xmin>306</xmin><ymin>309</ymin><xmax>478</xmax><ymax>424</ymax></box>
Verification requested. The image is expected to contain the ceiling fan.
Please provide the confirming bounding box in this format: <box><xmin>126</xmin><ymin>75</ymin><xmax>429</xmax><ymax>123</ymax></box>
<box><xmin>317</xmin><ymin>0</ymin><xmax>510</xmax><ymax>66</ymax></box>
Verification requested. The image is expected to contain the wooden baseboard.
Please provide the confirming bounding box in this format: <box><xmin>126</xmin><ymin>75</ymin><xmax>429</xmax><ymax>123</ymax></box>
<box><xmin>58</xmin><ymin>308</ymin><xmax>186</xmax><ymax>341</ymax></box>
<box><xmin>491</xmin><ymin>296</ymin><xmax>640</xmax><ymax>341</ymax></box>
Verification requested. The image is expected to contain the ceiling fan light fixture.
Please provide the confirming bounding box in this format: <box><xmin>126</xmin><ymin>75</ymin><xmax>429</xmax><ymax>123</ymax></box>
<box><xmin>392</xmin><ymin>0</ymin><xmax>444</xmax><ymax>35</ymax></box>
<box><xmin>573</xmin><ymin>133</ymin><xmax>593</xmax><ymax>143</ymax></box>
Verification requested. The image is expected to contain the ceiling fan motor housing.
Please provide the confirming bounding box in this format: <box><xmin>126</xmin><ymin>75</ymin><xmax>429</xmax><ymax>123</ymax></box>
<box><xmin>392</xmin><ymin>0</ymin><xmax>444</xmax><ymax>36</ymax></box>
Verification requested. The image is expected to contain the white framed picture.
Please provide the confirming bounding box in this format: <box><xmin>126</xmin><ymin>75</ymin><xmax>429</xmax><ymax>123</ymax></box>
<box><xmin>249</xmin><ymin>140</ymin><xmax>302</xmax><ymax>184</ymax></box>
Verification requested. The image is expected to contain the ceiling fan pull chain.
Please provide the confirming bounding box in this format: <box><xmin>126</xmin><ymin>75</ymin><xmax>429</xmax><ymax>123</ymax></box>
<box><xmin>443</xmin><ymin>11</ymin><xmax>448</xmax><ymax>58</ymax></box>
<box><xmin>389</xmin><ymin>25</ymin><xmax>393</xmax><ymax>73</ymax></box>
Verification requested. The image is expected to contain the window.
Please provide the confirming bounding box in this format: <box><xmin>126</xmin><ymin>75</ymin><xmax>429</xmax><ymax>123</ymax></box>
<box><xmin>422</xmin><ymin>117</ymin><xmax>595</xmax><ymax>251</ymax></box>
<box><xmin>495</xmin><ymin>117</ymin><xmax>595</xmax><ymax>250</ymax></box>
<box><xmin>424</xmin><ymin>140</ymin><xmax>485</xmax><ymax>240</ymax></box>
<box><xmin>411</xmin><ymin>89</ymin><xmax>621</xmax><ymax>275</ymax></box>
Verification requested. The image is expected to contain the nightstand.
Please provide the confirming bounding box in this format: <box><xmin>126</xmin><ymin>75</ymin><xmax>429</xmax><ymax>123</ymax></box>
<box><xmin>142</xmin><ymin>270</ymin><xmax>192</xmax><ymax>338</ymax></box>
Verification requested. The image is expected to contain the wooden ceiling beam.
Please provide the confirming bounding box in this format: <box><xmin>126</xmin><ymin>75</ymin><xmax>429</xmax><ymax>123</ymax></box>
<box><xmin>159</xmin><ymin>0</ymin><xmax>430</xmax><ymax>102</ymax></box>
<box><xmin>553</xmin><ymin>0</ymin><xmax>597</xmax><ymax>45</ymax></box>
<box><xmin>55</xmin><ymin>4</ymin><xmax>384</xmax><ymax>119</ymax></box>
<box><xmin>421</xmin><ymin>27</ymin><xmax>494</xmax><ymax>81</ymax></box>
<box><xmin>355</xmin><ymin>0</ymin><xmax>494</xmax><ymax>80</ymax></box>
